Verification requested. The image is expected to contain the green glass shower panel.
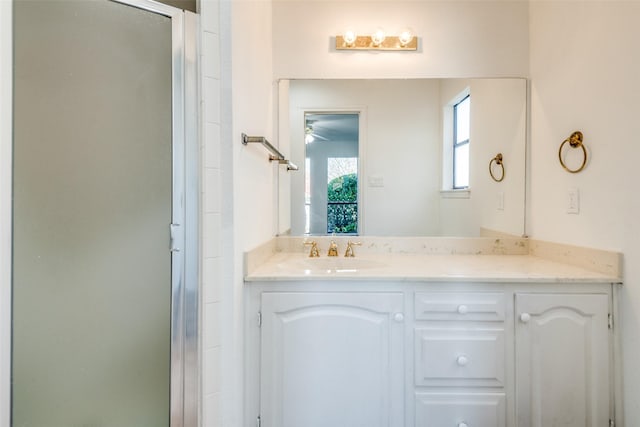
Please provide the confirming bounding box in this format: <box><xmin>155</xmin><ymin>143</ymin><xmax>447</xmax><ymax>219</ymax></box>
<box><xmin>12</xmin><ymin>1</ymin><xmax>172</xmax><ymax>426</ymax></box>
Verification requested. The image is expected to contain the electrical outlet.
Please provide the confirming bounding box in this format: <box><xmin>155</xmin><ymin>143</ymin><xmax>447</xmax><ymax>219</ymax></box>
<box><xmin>567</xmin><ymin>187</ymin><xmax>580</xmax><ymax>214</ymax></box>
<box><xmin>497</xmin><ymin>191</ymin><xmax>505</xmax><ymax>211</ymax></box>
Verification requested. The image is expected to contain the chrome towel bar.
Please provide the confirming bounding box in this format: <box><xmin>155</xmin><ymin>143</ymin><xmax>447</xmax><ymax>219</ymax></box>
<box><xmin>242</xmin><ymin>133</ymin><xmax>298</xmax><ymax>171</ymax></box>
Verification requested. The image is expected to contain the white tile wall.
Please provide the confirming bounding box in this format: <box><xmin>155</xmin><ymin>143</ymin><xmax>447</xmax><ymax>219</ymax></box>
<box><xmin>200</xmin><ymin>1</ymin><xmax>222</xmax><ymax>427</ymax></box>
<box><xmin>202</xmin><ymin>32</ymin><xmax>220</xmax><ymax>79</ymax></box>
<box><xmin>203</xmin><ymin>77</ymin><xmax>221</xmax><ymax>124</ymax></box>
<box><xmin>204</xmin><ymin>347</ymin><xmax>221</xmax><ymax>395</ymax></box>
<box><xmin>200</xmin><ymin>0</ymin><xmax>219</xmax><ymax>34</ymax></box>
<box><xmin>204</xmin><ymin>168</ymin><xmax>221</xmax><ymax>213</ymax></box>
<box><xmin>204</xmin><ymin>302</ymin><xmax>222</xmax><ymax>348</ymax></box>
<box><xmin>203</xmin><ymin>213</ymin><xmax>222</xmax><ymax>258</ymax></box>
<box><xmin>203</xmin><ymin>257</ymin><xmax>221</xmax><ymax>303</ymax></box>
<box><xmin>204</xmin><ymin>123</ymin><xmax>221</xmax><ymax>169</ymax></box>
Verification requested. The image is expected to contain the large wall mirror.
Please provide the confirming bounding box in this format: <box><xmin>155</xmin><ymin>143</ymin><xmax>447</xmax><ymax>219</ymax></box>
<box><xmin>278</xmin><ymin>78</ymin><xmax>527</xmax><ymax>237</ymax></box>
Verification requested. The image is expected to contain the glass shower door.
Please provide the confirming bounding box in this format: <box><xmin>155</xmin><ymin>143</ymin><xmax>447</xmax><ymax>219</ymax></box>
<box><xmin>12</xmin><ymin>1</ymin><xmax>182</xmax><ymax>425</ymax></box>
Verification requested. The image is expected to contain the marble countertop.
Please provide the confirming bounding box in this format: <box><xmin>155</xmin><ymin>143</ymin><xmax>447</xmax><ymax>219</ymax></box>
<box><xmin>244</xmin><ymin>252</ymin><xmax>622</xmax><ymax>283</ymax></box>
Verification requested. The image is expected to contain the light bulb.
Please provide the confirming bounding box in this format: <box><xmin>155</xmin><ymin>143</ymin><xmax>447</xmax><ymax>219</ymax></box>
<box><xmin>399</xmin><ymin>29</ymin><xmax>414</xmax><ymax>46</ymax></box>
<box><xmin>343</xmin><ymin>29</ymin><xmax>357</xmax><ymax>46</ymax></box>
<box><xmin>305</xmin><ymin>127</ymin><xmax>315</xmax><ymax>144</ymax></box>
<box><xmin>371</xmin><ymin>29</ymin><xmax>386</xmax><ymax>46</ymax></box>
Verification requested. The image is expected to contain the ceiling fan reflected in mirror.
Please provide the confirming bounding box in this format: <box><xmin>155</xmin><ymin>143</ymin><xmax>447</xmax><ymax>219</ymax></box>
<box><xmin>304</xmin><ymin>113</ymin><xmax>359</xmax><ymax>145</ymax></box>
<box><xmin>304</xmin><ymin>124</ymin><xmax>328</xmax><ymax>144</ymax></box>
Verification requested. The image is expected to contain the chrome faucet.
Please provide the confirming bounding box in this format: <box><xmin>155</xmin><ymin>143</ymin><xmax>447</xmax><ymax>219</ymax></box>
<box><xmin>344</xmin><ymin>241</ymin><xmax>362</xmax><ymax>257</ymax></box>
<box><xmin>327</xmin><ymin>240</ymin><xmax>339</xmax><ymax>257</ymax></box>
<box><xmin>304</xmin><ymin>240</ymin><xmax>320</xmax><ymax>258</ymax></box>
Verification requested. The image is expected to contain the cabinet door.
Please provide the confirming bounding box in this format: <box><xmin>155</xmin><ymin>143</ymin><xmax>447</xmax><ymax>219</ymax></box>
<box><xmin>515</xmin><ymin>293</ymin><xmax>610</xmax><ymax>427</ymax></box>
<box><xmin>260</xmin><ymin>292</ymin><xmax>404</xmax><ymax>427</ymax></box>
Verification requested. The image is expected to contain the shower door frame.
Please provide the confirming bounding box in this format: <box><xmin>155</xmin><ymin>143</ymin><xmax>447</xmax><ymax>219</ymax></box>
<box><xmin>1</xmin><ymin>1</ymin><xmax>200</xmax><ymax>426</ymax></box>
<box><xmin>0</xmin><ymin>0</ymin><xmax>12</xmax><ymax>425</ymax></box>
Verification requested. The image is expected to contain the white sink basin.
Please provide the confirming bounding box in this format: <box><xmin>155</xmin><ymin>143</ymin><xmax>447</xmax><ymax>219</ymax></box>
<box><xmin>283</xmin><ymin>257</ymin><xmax>388</xmax><ymax>273</ymax></box>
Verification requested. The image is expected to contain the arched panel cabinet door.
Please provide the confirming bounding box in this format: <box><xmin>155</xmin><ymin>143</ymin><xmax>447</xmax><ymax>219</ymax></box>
<box><xmin>515</xmin><ymin>293</ymin><xmax>611</xmax><ymax>427</ymax></box>
<box><xmin>260</xmin><ymin>292</ymin><xmax>405</xmax><ymax>427</ymax></box>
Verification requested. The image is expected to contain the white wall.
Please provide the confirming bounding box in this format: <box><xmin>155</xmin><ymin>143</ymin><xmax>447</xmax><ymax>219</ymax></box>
<box><xmin>528</xmin><ymin>1</ymin><xmax>640</xmax><ymax>423</ymax></box>
<box><xmin>232</xmin><ymin>0</ymin><xmax>277</xmax><ymax>250</ymax></box>
<box><xmin>273</xmin><ymin>0</ymin><xmax>529</xmax><ymax>79</ymax></box>
<box><xmin>226</xmin><ymin>1</ymin><xmax>276</xmax><ymax>426</ymax></box>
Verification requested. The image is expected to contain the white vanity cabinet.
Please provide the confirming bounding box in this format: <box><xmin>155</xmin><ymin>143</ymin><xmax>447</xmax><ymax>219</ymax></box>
<box><xmin>258</xmin><ymin>292</ymin><xmax>405</xmax><ymax>427</ymax></box>
<box><xmin>245</xmin><ymin>282</ymin><xmax>618</xmax><ymax>427</ymax></box>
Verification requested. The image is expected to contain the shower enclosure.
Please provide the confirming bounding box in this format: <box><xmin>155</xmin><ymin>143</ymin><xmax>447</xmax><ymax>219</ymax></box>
<box><xmin>11</xmin><ymin>0</ymin><xmax>199</xmax><ymax>425</ymax></box>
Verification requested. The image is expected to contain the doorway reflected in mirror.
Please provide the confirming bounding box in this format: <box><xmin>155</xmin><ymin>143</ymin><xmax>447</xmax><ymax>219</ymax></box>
<box><xmin>304</xmin><ymin>113</ymin><xmax>360</xmax><ymax>235</ymax></box>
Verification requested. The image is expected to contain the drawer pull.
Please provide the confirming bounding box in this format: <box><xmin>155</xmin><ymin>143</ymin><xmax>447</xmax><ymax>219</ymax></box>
<box><xmin>520</xmin><ymin>313</ymin><xmax>531</xmax><ymax>323</ymax></box>
<box><xmin>457</xmin><ymin>304</ymin><xmax>469</xmax><ymax>314</ymax></box>
<box><xmin>394</xmin><ymin>313</ymin><xmax>404</xmax><ymax>322</ymax></box>
<box><xmin>456</xmin><ymin>355</ymin><xmax>469</xmax><ymax>366</ymax></box>
<box><xmin>458</xmin><ymin>423</ymin><xmax>469</xmax><ymax>427</ymax></box>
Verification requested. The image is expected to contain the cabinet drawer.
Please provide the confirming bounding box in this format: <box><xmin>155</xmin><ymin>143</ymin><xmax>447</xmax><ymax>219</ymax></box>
<box><xmin>414</xmin><ymin>292</ymin><xmax>505</xmax><ymax>321</ymax></box>
<box><xmin>415</xmin><ymin>393</ymin><xmax>506</xmax><ymax>427</ymax></box>
<box><xmin>415</xmin><ymin>328</ymin><xmax>505</xmax><ymax>387</ymax></box>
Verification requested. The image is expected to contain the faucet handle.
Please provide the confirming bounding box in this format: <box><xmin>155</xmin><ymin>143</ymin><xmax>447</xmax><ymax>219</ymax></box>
<box><xmin>304</xmin><ymin>240</ymin><xmax>320</xmax><ymax>258</ymax></box>
<box><xmin>344</xmin><ymin>241</ymin><xmax>362</xmax><ymax>257</ymax></box>
<box><xmin>327</xmin><ymin>240</ymin><xmax>339</xmax><ymax>257</ymax></box>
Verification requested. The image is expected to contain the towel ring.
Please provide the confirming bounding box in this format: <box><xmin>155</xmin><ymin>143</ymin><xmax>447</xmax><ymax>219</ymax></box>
<box><xmin>559</xmin><ymin>131</ymin><xmax>587</xmax><ymax>173</ymax></box>
<box><xmin>489</xmin><ymin>153</ymin><xmax>505</xmax><ymax>182</ymax></box>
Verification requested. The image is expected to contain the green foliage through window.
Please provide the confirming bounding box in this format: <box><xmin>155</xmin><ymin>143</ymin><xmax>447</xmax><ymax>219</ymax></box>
<box><xmin>327</xmin><ymin>173</ymin><xmax>357</xmax><ymax>234</ymax></box>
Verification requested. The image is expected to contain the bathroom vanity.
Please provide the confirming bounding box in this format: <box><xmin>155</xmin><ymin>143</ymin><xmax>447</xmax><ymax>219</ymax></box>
<box><xmin>244</xmin><ymin>238</ymin><xmax>622</xmax><ymax>427</ymax></box>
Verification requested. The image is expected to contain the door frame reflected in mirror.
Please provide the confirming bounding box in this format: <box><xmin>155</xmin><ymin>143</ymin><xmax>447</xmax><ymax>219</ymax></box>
<box><xmin>287</xmin><ymin>105</ymin><xmax>368</xmax><ymax>236</ymax></box>
<box><xmin>303</xmin><ymin>112</ymin><xmax>362</xmax><ymax>236</ymax></box>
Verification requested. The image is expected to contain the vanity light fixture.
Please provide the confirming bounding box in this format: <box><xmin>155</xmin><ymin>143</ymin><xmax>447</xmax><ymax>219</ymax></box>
<box><xmin>336</xmin><ymin>28</ymin><xmax>417</xmax><ymax>51</ymax></box>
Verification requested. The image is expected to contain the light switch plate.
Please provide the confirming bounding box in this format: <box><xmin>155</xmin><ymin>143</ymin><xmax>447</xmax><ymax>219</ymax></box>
<box><xmin>497</xmin><ymin>191</ymin><xmax>505</xmax><ymax>211</ymax></box>
<box><xmin>567</xmin><ymin>187</ymin><xmax>580</xmax><ymax>214</ymax></box>
<box><xmin>368</xmin><ymin>175</ymin><xmax>384</xmax><ymax>188</ymax></box>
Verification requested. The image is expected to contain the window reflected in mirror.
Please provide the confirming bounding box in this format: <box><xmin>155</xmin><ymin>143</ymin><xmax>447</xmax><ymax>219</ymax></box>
<box><xmin>453</xmin><ymin>94</ymin><xmax>470</xmax><ymax>189</ymax></box>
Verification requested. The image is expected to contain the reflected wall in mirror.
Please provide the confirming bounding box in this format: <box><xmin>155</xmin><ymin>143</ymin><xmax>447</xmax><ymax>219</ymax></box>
<box><xmin>278</xmin><ymin>78</ymin><xmax>527</xmax><ymax>237</ymax></box>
